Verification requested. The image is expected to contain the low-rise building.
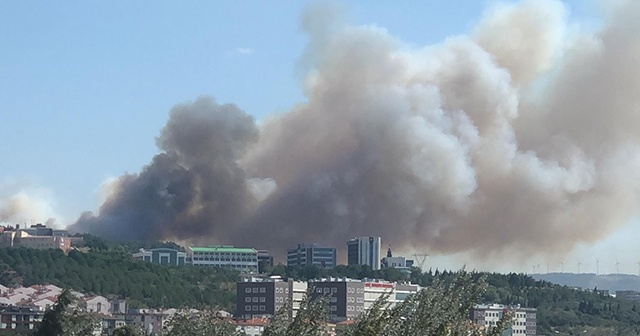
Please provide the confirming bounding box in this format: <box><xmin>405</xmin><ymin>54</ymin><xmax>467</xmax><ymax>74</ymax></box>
<box><xmin>85</xmin><ymin>296</ymin><xmax>110</xmax><ymax>315</ymax></box>
<box><xmin>188</xmin><ymin>246</ymin><xmax>258</xmax><ymax>272</ymax></box>
<box><xmin>132</xmin><ymin>248</ymin><xmax>187</xmax><ymax>266</ymax></box>
<box><xmin>470</xmin><ymin>304</ymin><xmax>537</xmax><ymax>335</ymax></box>
<box><xmin>235</xmin><ymin>317</ymin><xmax>269</xmax><ymax>336</ymax></box>
<box><xmin>0</xmin><ymin>306</ymin><xmax>44</xmax><ymax>333</ymax></box>
<box><xmin>125</xmin><ymin>308</ymin><xmax>175</xmax><ymax>335</ymax></box>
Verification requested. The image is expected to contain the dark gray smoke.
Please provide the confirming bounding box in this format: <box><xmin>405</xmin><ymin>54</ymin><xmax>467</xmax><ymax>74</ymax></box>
<box><xmin>71</xmin><ymin>97</ymin><xmax>259</xmax><ymax>241</ymax></box>
<box><xmin>71</xmin><ymin>0</ymin><xmax>640</xmax><ymax>261</ymax></box>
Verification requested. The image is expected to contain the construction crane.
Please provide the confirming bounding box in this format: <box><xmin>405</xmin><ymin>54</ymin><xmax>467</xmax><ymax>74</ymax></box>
<box><xmin>413</xmin><ymin>253</ymin><xmax>429</xmax><ymax>270</ymax></box>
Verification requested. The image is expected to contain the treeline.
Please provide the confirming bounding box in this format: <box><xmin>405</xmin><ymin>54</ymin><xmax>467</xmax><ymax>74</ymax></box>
<box><xmin>2</xmin><ymin>239</ymin><xmax>640</xmax><ymax>334</ymax></box>
<box><xmin>265</xmin><ymin>263</ymin><xmax>640</xmax><ymax>335</ymax></box>
<box><xmin>0</xmin><ymin>247</ymin><xmax>238</xmax><ymax>310</ymax></box>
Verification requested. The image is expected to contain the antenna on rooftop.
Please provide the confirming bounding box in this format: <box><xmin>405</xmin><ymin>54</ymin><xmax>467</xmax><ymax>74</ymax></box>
<box><xmin>413</xmin><ymin>253</ymin><xmax>429</xmax><ymax>270</ymax></box>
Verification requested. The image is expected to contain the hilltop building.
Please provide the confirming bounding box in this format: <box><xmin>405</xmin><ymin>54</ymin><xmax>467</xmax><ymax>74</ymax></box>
<box><xmin>187</xmin><ymin>246</ymin><xmax>258</xmax><ymax>272</ymax></box>
<box><xmin>132</xmin><ymin>248</ymin><xmax>187</xmax><ymax>266</ymax></box>
<box><xmin>380</xmin><ymin>247</ymin><xmax>414</xmax><ymax>275</ymax></box>
<box><xmin>257</xmin><ymin>250</ymin><xmax>274</xmax><ymax>269</ymax></box>
<box><xmin>347</xmin><ymin>237</ymin><xmax>381</xmax><ymax>270</ymax></box>
<box><xmin>287</xmin><ymin>243</ymin><xmax>337</xmax><ymax>269</ymax></box>
<box><xmin>0</xmin><ymin>224</ymin><xmax>72</xmax><ymax>252</ymax></box>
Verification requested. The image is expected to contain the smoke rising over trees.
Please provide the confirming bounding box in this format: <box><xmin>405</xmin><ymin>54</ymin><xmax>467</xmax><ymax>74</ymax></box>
<box><xmin>70</xmin><ymin>0</ymin><xmax>640</xmax><ymax>261</ymax></box>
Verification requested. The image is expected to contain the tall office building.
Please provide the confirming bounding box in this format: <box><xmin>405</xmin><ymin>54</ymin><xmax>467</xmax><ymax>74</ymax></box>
<box><xmin>347</xmin><ymin>237</ymin><xmax>381</xmax><ymax>270</ymax></box>
<box><xmin>287</xmin><ymin>243</ymin><xmax>336</xmax><ymax>268</ymax></box>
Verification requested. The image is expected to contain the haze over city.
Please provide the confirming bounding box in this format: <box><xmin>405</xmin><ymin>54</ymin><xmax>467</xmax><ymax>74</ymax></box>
<box><xmin>2</xmin><ymin>0</ymin><xmax>640</xmax><ymax>275</ymax></box>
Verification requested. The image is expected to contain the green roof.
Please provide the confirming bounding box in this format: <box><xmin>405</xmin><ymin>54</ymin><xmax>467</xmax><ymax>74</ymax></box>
<box><xmin>189</xmin><ymin>246</ymin><xmax>256</xmax><ymax>254</ymax></box>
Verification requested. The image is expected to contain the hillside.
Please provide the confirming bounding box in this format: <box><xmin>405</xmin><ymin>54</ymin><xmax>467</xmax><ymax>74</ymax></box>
<box><xmin>532</xmin><ymin>272</ymin><xmax>640</xmax><ymax>292</ymax></box>
<box><xmin>1</xmin><ymin>246</ymin><xmax>640</xmax><ymax>335</ymax></box>
<box><xmin>0</xmin><ymin>247</ymin><xmax>238</xmax><ymax>310</ymax></box>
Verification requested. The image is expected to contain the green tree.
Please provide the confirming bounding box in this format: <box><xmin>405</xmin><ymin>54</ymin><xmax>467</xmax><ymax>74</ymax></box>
<box><xmin>112</xmin><ymin>325</ymin><xmax>142</xmax><ymax>336</ymax></box>
<box><xmin>163</xmin><ymin>311</ymin><xmax>242</xmax><ymax>336</ymax></box>
<box><xmin>34</xmin><ymin>289</ymin><xmax>99</xmax><ymax>336</ymax></box>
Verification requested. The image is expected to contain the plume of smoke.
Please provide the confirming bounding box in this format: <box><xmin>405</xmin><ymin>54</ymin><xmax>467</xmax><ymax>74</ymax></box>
<box><xmin>70</xmin><ymin>97</ymin><xmax>260</xmax><ymax>242</ymax></box>
<box><xmin>70</xmin><ymin>0</ymin><xmax>640</xmax><ymax>261</ymax></box>
<box><xmin>0</xmin><ymin>187</ymin><xmax>59</xmax><ymax>227</ymax></box>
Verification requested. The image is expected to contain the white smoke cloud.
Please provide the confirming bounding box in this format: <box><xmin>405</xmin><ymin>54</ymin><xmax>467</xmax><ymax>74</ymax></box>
<box><xmin>0</xmin><ymin>182</ymin><xmax>61</xmax><ymax>227</ymax></box>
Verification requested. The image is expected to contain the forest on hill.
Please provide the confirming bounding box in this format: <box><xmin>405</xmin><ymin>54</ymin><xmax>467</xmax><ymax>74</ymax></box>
<box><xmin>0</xmin><ymin>236</ymin><xmax>639</xmax><ymax>335</ymax></box>
<box><xmin>0</xmin><ymin>247</ymin><xmax>238</xmax><ymax>310</ymax></box>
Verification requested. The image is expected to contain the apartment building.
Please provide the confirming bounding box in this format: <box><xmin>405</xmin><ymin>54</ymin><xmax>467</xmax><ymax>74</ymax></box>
<box><xmin>347</xmin><ymin>237</ymin><xmax>381</xmax><ymax>270</ymax></box>
<box><xmin>188</xmin><ymin>246</ymin><xmax>258</xmax><ymax>272</ymax></box>
<box><xmin>470</xmin><ymin>304</ymin><xmax>537</xmax><ymax>335</ymax></box>
<box><xmin>287</xmin><ymin>243</ymin><xmax>337</xmax><ymax>268</ymax></box>
<box><xmin>132</xmin><ymin>248</ymin><xmax>187</xmax><ymax>266</ymax></box>
<box><xmin>0</xmin><ymin>306</ymin><xmax>44</xmax><ymax>333</ymax></box>
<box><xmin>309</xmin><ymin>278</ymin><xmax>420</xmax><ymax>321</ymax></box>
<box><xmin>236</xmin><ymin>277</ymin><xmax>307</xmax><ymax>320</ymax></box>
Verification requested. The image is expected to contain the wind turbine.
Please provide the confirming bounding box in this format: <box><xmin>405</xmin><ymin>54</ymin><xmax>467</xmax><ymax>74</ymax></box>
<box><xmin>637</xmin><ymin>260</ymin><xmax>640</xmax><ymax>277</ymax></box>
<box><xmin>596</xmin><ymin>258</ymin><xmax>600</xmax><ymax>275</ymax></box>
<box><xmin>546</xmin><ymin>263</ymin><xmax>550</xmax><ymax>274</ymax></box>
<box><xmin>615</xmin><ymin>259</ymin><xmax>620</xmax><ymax>275</ymax></box>
<box><xmin>577</xmin><ymin>260</ymin><xmax>582</xmax><ymax>274</ymax></box>
<box><xmin>560</xmin><ymin>261</ymin><xmax>564</xmax><ymax>273</ymax></box>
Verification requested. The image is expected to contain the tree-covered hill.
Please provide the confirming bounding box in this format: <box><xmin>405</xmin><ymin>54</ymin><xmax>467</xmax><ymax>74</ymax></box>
<box><xmin>0</xmin><ymin>247</ymin><xmax>238</xmax><ymax>310</ymax></box>
<box><xmin>2</xmin><ymin>243</ymin><xmax>640</xmax><ymax>335</ymax></box>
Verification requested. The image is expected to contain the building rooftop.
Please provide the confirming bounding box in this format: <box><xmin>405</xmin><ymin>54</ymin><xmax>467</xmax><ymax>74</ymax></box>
<box><xmin>189</xmin><ymin>246</ymin><xmax>256</xmax><ymax>254</ymax></box>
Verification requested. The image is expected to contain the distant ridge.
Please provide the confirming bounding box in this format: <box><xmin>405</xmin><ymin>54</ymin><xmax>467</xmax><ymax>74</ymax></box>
<box><xmin>531</xmin><ymin>273</ymin><xmax>640</xmax><ymax>292</ymax></box>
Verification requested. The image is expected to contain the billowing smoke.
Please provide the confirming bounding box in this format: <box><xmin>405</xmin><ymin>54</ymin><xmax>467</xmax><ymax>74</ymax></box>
<box><xmin>72</xmin><ymin>98</ymin><xmax>260</xmax><ymax>241</ymax></box>
<box><xmin>70</xmin><ymin>0</ymin><xmax>640</xmax><ymax>260</ymax></box>
<box><xmin>0</xmin><ymin>187</ymin><xmax>59</xmax><ymax>227</ymax></box>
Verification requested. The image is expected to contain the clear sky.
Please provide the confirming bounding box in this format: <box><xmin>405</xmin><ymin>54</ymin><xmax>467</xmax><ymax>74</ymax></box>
<box><xmin>3</xmin><ymin>1</ymin><xmax>620</xmax><ymax>273</ymax></box>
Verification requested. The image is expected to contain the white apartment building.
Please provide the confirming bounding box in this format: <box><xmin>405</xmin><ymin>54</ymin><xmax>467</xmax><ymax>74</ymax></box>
<box><xmin>470</xmin><ymin>304</ymin><xmax>537</xmax><ymax>335</ymax></box>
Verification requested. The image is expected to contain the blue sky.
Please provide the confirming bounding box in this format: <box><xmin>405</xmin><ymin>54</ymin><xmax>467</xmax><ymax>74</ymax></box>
<box><xmin>0</xmin><ymin>0</ymin><xmax>597</xmax><ymax>224</ymax></box>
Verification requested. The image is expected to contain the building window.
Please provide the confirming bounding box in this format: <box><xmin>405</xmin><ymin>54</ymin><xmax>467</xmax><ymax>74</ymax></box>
<box><xmin>259</xmin><ymin>287</ymin><xmax>266</xmax><ymax>293</ymax></box>
<box><xmin>245</xmin><ymin>288</ymin><xmax>251</xmax><ymax>293</ymax></box>
<box><xmin>252</xmin><ymin>288</ymin><xmax>259</xmax><ymax>293</ymax></box>
<box><xmin>260</xmin><ymin>297</ymin><xmax>266</xmax><ymax>303</ymax></box>
<box><xmin>245</xmin><ymin>297</ymin><xmax>252</xmax><ymax>303</ymax></box>
<box><xmin>252</xmin><ymin>305</ymin><xmax>258</xmax><ymax>311</ymax></box>
<box><xmin>331</xmin><ymin>288</ymin><xmax>337</xmax><ymax>293</ymax></box>
<box><xmin>245</xmin><ymin>305</ymin><xmax>251</xmax><ymax>311</ymax></box>
<box><xmin>259</xmin><ymin>306</ymin><xmax>266</xmax><ymax>312</ymax></box>
<box><xmin>252</xmin><ymin>297</ymin><xmax>259</xmax><ymax>303</ymax></box>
